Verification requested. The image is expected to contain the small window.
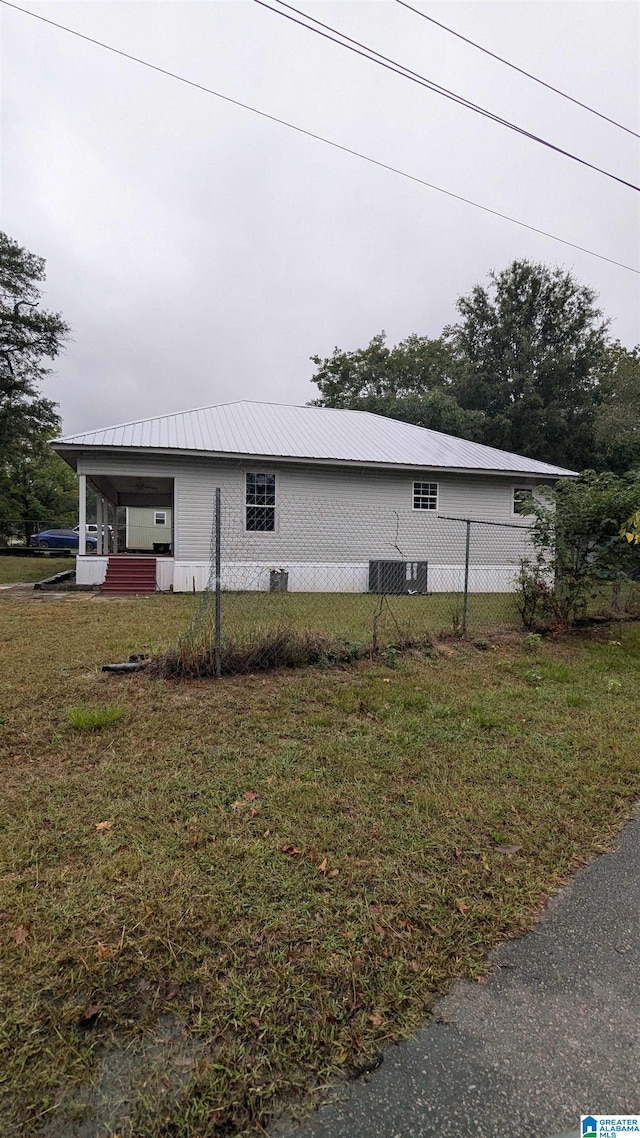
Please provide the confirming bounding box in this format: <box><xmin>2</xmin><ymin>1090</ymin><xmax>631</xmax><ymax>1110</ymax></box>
<box><xmin>246</xmin><ymin>472</ymin><xmax>276</xmax><ymax>531</ymax></box>
<box><xmin>413</xmin><ymin>481</ymin><xmax>438</xmax><ymax>511</ymax></box>
<box><xmin>513</xmin><ymin>488</ymin><xmax>532</xmax><ymax>516</ymax></box>
<box><xmin>154</xmin><ymin>511</ymin><xmax>167</xmax><ymax>526</ymax></box>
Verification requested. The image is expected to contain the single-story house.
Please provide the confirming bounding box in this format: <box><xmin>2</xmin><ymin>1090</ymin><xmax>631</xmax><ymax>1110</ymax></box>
<box><xmin>52</xmin><ymin>400</ymin><xmax>575</xmax><ymax>594</ymax></box>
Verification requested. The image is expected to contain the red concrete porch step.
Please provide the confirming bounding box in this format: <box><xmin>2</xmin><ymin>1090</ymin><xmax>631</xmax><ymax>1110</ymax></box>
<box><xmin>102</xmin><ymin>557</ymin><xmax>157</xmax><ymax>594</ymax></box>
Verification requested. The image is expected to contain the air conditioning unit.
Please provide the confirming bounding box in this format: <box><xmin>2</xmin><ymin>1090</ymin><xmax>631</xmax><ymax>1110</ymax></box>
<box><xmin>368</xmin><ymin>560</ymin><xmax>428</xmax><ymax>595</ymax></box>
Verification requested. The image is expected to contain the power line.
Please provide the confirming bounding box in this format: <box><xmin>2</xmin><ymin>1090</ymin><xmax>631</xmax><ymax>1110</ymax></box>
<box><xmin>1</xmin><ymin>0</ymin><xmax>638</xmax><ymax>276</ymax></box>
<box><xmin>394</xmin><ymin>0</ymin><xmax>640</xmax><ymax>141</ymax></box>
<box><xmin>256</xmin><ymin>0</ymin><xmax>639</xmax><ymax>194</ymax></box>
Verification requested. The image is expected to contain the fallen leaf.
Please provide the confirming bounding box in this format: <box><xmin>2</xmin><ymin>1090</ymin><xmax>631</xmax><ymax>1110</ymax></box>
<box><xmin>455</xmin><ymin>901</ymin><xmax>468</xmax><ymax>915</ymax></box>
<box><xmin>248</xmin><ymin>808</ymin><xmax>259</xmax><ymax>817</ymax></box>
<box><xmin>454</xmin><ymin>847</ymin><xmax>462</xmax><ymax>858</ymax></box>
<box><xmin>410</xmin><ymin>960</ymin><xmax>420</xmax><ymax>972</ymax></box>
<box><xmin>374</xmin><ymin>924</ymin><xmax>387</xmax><ymax>938</ymax></box>
<box><xmin>282</xmin><ymin>845</ymin><xmax>302</xmax><ymax>856</ymax></box>
<box><xmin>243</xmin><ymin>790</ymin><xmax>258</xmax><ymax>801</ymax></box>
<box><xmin>250</xmin><ymin>1016</ymin><xmax>262</xmax><ymax>1028</ymax></box>
<box><xmin>510</xmin><ymin>805</ymin><xmax>517</xmax><ymax>813</ymax></box>
<box><xmin>12</xmin><ymin>923</ymin><xmax>32</xmax><ymax>944</ymax></box>
<box><xmin>317</xmin><ymin>858</ymin><xmax>328</xmax><ymax>873</ymax></box>
<box><xmin>475</xmin><ymin>975</ymin><xmax>487</xmax><ymax>984</ymax></box>
<box><xmin>343</xmin><ymin>929</ymin><xmax>354</xmax><ymax>938</ymax></box>
<box><xmin>96</xmin><ymin>942</ymin><xmax>112</xmax><ymax>962</ymax></box>
<box><xmin>382</xmin><ymin>678</ymin><xmax>391</xmax><ymax>684</ymax></box>
<box><xmin>95</xmin><ymin>821</ymin><xmax>113</xmax><ymax>832</ymax></box>
<box><xmin>174</xmin><ymin>1056</ymin><xmax>195</xmax><ymax>1068</ymax></box>
<box><xmin>265</xmin><ymin>777</ymin><xmax>274</xmax><ymax>786</ymax></box>
<box><xmin>368</xmin><ymin>1011</ymin><xmax>383</xmax><ymax>1027</ymax></box>
<box><xmin>495</xmin><ymin>844</ymin><xmax>523</xmax><ymax>855</ymax></box>
<box><xmin>231</xmin><ymin>801</ymin><xmax>244</xmax><ymax>810</ymax></box>
<box><xmin>79</xmin><ymin>1001</ymin><xmax>102</xmax><ymax>1022</ymax></box>
<box><xmin>328</xmin><ymin>868</ymin><xmax>339</xmax><ymax>877</ymax></box>
<box><xmin>152</xmin><ymin>771</ymin><xmax>160</xmax><ymax>779</ymax></box>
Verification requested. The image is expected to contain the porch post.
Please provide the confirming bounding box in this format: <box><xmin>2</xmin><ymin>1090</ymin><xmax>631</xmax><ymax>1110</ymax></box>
<box><xmin>101</xmin><ymin>496</ymin><xmax>107</xmax><ymax>555</ymax></box>
<box><xmin>78</xmin><ymin>474</ymin><xmax>87</xmax><ymax>556</ymax></box>
<box><xmin>112</xmin><ymin>502</ymin><xmax>119</xmax><ymax>553</ymax></box>
<box><xmin>96</xmin><ymin>495</ymin><xmax>103</xmax><ymax>555</ymax></box>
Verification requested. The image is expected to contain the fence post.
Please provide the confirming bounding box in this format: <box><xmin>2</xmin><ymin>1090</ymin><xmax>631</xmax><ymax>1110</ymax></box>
<box><xmin>462</xmin><ymin>519</ymin><xmax>471</xmax><ymax>635</ymax></box>
<box><xmin>214</xmin><ymin>487</ymin><xmax>222</xmax><ymax>678</ymax></box>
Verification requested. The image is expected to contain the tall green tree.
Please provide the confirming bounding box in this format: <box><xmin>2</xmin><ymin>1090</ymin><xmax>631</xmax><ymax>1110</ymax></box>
<box><xmin>594</xmin><ymin>344</ymin><xmax>640</xmax><ymax>473</ymax></box>
<box><xmin>310</xmin><ymin>331</ymin><xmax>483</xmax><ymax>436</ymax></box>
<box><xmin>0</xmin><ymin>444</ymin><xmax>78</xmax><ymax>544</ymax></box>
<box><xmin>445</xmin><ymin>259</ymin><xmax>610</xmax><ymax>469</ymax></box>
<box><xmin>0</xmin><ymin>231</ymin><xmax>72</xmax><ymax>532</ymax></box>
<box><xmin>0</xmin><ymin>231</ymin><xmax>69</xmax><ymax>456</ymax></box>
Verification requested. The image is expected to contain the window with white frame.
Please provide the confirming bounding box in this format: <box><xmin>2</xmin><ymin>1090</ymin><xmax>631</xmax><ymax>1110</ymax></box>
<box><xmin>513</xmin><ymin>488</ymin><xmax>532</xmax><ymax>516</ymax></box>
<box><xmin>154</xmin><ymin>511</ymin><xmax>167</xmax><ymax>526</ymax></box>
<box><xmin>413</xmin><ymin>481</ymin><xmax>438</xmax><ymax>511</ymax></box>
<box><xmin>246</xmin><ymin>472</ymin><xmax>276</xmax><ymax>531</ymax></box>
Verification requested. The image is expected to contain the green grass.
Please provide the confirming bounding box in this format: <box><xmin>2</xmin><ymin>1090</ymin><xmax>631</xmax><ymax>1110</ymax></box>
<box><xmin>0</xmin><ymin>554</ymin><xmax>73</xmax><ymax>584</ymax></box>
<box><xmin>66</xmin><ymin>704</ymin><xmax>124</xmax><ymax>731</ymax></box>
<box><xmin>0</xmin><ymin>593</ymin><xmax>638</xmax><ymax>1136</ymax></box>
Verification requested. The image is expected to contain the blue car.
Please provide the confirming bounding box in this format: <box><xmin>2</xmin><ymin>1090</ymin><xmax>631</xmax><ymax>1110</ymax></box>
<box><xmin>30</xmin><ymin>528</ymin><xmax>97</xmax><ymax>551</ymax></box>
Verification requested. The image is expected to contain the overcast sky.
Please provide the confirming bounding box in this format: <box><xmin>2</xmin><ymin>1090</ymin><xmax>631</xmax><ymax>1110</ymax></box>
<box><xmin>2</xmin><ymin>0</ymin><xmax>639</xmax><ymax>436</ymax></box>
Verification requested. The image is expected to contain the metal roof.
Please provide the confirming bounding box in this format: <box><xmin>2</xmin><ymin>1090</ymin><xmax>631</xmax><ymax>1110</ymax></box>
<box><xmin>55</xmin><ymin>400</ymin><xmax>576</xmax><ymax>477</ymax></box>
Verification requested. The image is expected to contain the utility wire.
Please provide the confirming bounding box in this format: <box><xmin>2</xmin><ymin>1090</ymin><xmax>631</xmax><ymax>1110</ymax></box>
<box><xmin>257</xmin><ymin>0</ymin><xmax>639</xmax><ymax>193</ymax></box>
<box><xmin>2</xmin><ymin>0</ymin><xmax>638</xmax><ymax>276</ymax></box>
<box><xmin>394</xmin><ymin>0</ymin><xmax>640</xmax><ymax>140</ymax></box>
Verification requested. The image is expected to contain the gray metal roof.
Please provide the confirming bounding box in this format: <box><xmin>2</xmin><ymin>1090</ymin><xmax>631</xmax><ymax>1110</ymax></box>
<box><xmin>55</xmin><ymin>400</ymin><xmax>576</xmax><ymax>477</ymax></box>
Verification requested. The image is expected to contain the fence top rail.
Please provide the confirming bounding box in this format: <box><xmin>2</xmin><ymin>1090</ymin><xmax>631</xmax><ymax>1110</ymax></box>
<box><xmin>437</xmin><ymin>514</ymin><xmax>532</xmax><ymax>530</ymax></box>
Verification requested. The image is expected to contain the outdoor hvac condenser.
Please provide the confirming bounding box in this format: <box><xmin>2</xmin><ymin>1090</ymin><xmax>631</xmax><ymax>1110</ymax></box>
<box><xmin>368</xmin><ymin>560</ymin><xmax>428</xmax><ymax>595</ymax></box>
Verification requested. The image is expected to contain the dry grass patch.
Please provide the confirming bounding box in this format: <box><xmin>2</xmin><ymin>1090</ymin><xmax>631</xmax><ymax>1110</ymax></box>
<box><xmin>0</xmin><ymin>594</ymin><xmax>638</xmax><ymax>1137</ymax></box>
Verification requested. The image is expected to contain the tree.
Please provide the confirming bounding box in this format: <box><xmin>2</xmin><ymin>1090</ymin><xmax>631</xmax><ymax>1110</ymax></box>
<box><xmin>0</xmin><ymin>444</ymin><xmax>78</xmax><ymax>544</ymax></box>
<box><xmin>0</xmin><ymin>231</ymin><xmax>69</xmax><ymax>459</ymax></box>
<box><xmin>595</xmin><ymin>344</ymin><xmax>640</xmax><ymax>473</ymax></box>
<box><xmin>523</xmin><ymin>470</ymin><xmax>640</xmax><ymax>623</ymax></box>
<box><xmin>310</xmin><ymin>331</ymin><xmax>485</xmax><ymax>436</ymax></box>
<box><xmin>0</xmin><ymin>231</ymin><xmax>71</xmax><ymax>534</ymax></box>
<box><xmin>445</xmin><ymin>260</ymin><xmax>610</xmax><ymax>470</ymax></box>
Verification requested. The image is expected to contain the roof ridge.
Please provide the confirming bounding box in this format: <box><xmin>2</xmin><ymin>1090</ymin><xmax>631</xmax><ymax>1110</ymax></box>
<box><xmin>57</xmin><ymin>399</ymin><xmax>342</xmax><ymax>441</ymax></box>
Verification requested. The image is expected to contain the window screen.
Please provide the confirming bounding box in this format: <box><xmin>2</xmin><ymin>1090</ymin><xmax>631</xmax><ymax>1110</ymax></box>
<box><xmin>246</xmin><ymin>473</ymin><xmax>276</xmax><ymax>531</ymax></box>
<box><xmin>413</xmin><ymin>481</ymin><xmax>438</xmax><ymax>511</ymax></box>
<box><xmin>154</xmin><ymin>511</ymin><xmax>167</xmax><ymax>526</ymax></box>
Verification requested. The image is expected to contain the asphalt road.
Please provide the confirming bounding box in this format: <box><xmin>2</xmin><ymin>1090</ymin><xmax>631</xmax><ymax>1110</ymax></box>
<box><xmin>279</xmin><ymin>812</ymin><xmax>640</xmax><ymax>1138</ymax></box>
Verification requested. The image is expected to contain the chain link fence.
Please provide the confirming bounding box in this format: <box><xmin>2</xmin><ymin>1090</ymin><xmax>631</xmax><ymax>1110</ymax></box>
<box><xmin>161</xmin><ymin>489</ymin><xmax>535</xmax><ymax>677</ymax></box>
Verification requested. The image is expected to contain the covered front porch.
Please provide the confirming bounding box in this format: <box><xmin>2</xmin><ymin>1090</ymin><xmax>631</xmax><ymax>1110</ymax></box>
<box><xmin>76</xmin><ymin>472</ymin><xmax>175</xmax><ymax>591</ymax></box>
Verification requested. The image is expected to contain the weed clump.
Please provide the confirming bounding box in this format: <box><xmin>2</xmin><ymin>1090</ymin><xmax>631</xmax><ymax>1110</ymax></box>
<box><xmin>155</xmin><ymin>626</ymin><xmax>431</xmax><ymax>679</ymax></box>
<box><xmin>66</xmin><ymin>705</ymin><xmax>123</xmax><ymax>731</ymax></box>
<box><xmin>156</xmin><ymin>626</ymin><xmax>362</xmax><ymax>679</ymax></box>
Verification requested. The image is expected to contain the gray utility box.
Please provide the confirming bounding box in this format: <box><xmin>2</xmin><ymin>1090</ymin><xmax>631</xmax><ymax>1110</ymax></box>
<box><xmin>368</xmin><ymin>560</ymin><xmax>428</xmax><ymax>595</ymax></box>
<box><xmin>269</xmin><ymin>569</ymin><xmax>289</xmax><ymax>592</ymax></box>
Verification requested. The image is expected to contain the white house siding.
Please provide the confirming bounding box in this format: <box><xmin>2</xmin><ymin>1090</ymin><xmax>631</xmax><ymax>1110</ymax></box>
<box><xmin>173</xmin><ymin>459</ymin><xmax>539</xmax><ymax>592</ymax></box>
<box><xmin>77</xmin><ymin>454</ymin><xmax>543</xmax><ymax>593</ymax></box>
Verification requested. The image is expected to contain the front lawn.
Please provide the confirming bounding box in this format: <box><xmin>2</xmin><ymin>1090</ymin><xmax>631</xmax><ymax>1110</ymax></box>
<box><xmin>0</xmin><ymin>554</ymin><xmax>74</xmax><ymax>584</ymax></box>
<box><xmin>0</xmin><ymin>593</ymin><xmax>638</xmax><ymax>1136</ymax></box>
